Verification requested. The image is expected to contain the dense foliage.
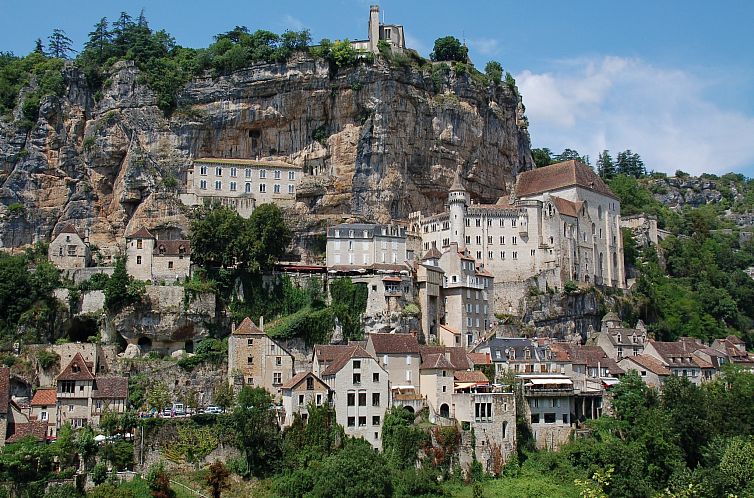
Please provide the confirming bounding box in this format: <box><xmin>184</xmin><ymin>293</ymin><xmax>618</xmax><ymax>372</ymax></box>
<box><xmin>430</xmin><ymin>36</ymin><xmax>469</xmax><ymax>62</ymax></box>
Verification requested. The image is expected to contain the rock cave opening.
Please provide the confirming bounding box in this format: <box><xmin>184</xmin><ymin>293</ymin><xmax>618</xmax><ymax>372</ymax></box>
<box><xmin>137</xmin><ymin>336</ymin><xmax>153</xmax><ymax>353</ymax></box>
<box><xmin>64</xmin><ymin>317</ymin><xmax>99</xmax><ymax>343</ymax></box>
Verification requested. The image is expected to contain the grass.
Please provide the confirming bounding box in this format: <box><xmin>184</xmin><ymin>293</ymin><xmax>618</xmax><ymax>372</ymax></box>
<box><xmin>443</xmin><ymin>474</ymin><xmax>581</xmax><ymax>498</ymax></box>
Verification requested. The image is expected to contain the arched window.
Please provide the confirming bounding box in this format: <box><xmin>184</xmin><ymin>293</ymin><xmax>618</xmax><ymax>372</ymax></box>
<box><xmin>598</xmin><ymin>205</ymin><xmax>603</xmax><ymax>220</ymax></box>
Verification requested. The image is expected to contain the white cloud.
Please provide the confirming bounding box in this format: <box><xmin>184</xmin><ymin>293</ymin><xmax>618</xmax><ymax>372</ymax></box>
<box><xmin>282</xmin><ymin>15</ymin><xmax>305</xmax><ymax>31</ymax></box>
<box><xmin>516</xmin><ymin>56</ymin><xmax>754</xmax><ymax>175</ymax></box>
<box><xmin>468</xmin><ymin>38</ymin><xmax>500</xmax><ymax>56</ymax></box>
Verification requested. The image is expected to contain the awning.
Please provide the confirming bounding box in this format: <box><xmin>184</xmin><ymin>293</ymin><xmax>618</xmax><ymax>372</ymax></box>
<box><xmin>454</xmin><ymin>382</ymin><xmax>478</xmax><ymax>389</ymax></box>
<box><xmin>382</xmin><ymin>276</ymin><xmax>402</xmax><ymax>282</ymax></box>
<box><xmin>601</xmin><ymin>378</ymin><xmax>620</xmax><ymax>386</ymax></box>
<box><xmin>525</xmin><ymin>377</ymin><xmax>573</xmax><ymax>386</ymax></box>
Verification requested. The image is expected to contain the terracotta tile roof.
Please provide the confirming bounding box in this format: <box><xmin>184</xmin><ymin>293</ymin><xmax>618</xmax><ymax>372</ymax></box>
<box><xmin>439</xmin><ymin>324</ymin><xmax>459</xmax><ymax>335</ymax></box>
<box><xmin>726</xmin><ymin>335</ymin><xmax>745</xmax><ymax>345</ymax></box>
<box><xmin>0</xmin><ymin>367</ymin><xmax>8</xmax><ymax>415</ymax></box>
<box><xmin>552</xmin><ymin>344</ymin><xmax>624</xmax><ymax>375</ymax></box>
<box><xmin>314</xmin><ymin>344</ymin><xmax>354</xmax><ymax>363</ymax></box>
<box><xmin>6</xmin><ymin>421</ymin><xmax>48</xmax><ymax>443</ymax></box>
<box><xmin>421</xmin><ymin>246</ymin><xmax>442</xmax><ymax>260</ymax></box>
<box><xmin>468</xmin><ymin>352</ymin><xmax>491</xmax><ymax>365</ymax></box>
<box><xmin>194</xmin><ymin>157</ymin><xmax>303</xmax><ymax>169</ymax></box>
<box><xmin>153</xmin><ymin>240</ymin><xmax>191</xmax><ymax>257</ymax></box>
<box><xmin>126</xmin><ymin>227</ymin><xmax>154</xmax><ymax>239</ymax></box>
<box><xmin>418</xmin><ymin>346</ymin><xmax>471</xmax><ymax>370</ymax></box>
<box><xmin>516</xmin><ymin>160</ymin><xmax>617</xmax><ymax>199</ymax></box>
<box><xmin>420</xmin><ymin>353</ymin><xmax>454</xmax><ymax>370</ymax></box>
<box><xmin>322</xmin><ymin>345</ymin><xmax>373</xmax><ymax>376</ymax></box>
<box><xmin>58</xmin><ymin>223</ymin><xmax>81</xmax><ymax>236</ymax></box>
<box><xmin>454</xmin><ymin>370</ymin><xmax>490</xmax><ymax>384</ymax></box>
<box><xmin>475</xmin><ymin>266</ymin><xmax>494</xmax><ymax>278</ymax></box>
<box><xmin>56</xmin><ymin>352</ymin><xmax>95</xmax><ymax>381</ymax></box>
<box><xmin>282</xmin><ymin>371</ymin><xmax>332</xmax><ymax>391</ymax></box>
<box><xmin>648</xmin><ymin>340</ymin><xmax>701</xmax><ymax>366</ymax></box>
<box><xmin>233</xmin><ymin>317</ymin><xmax>263</xmax><ymax>335</ymax></box>
<box><xmin>92</xmin><ymin>377</ymin><xmax>128</xmax><ymax>399</ymax></box>
<box><xmin>550</xmin><ymin>196</ymin><xmax>582</xmax><ymax>218</ymax></box>
<box><xmin>369</xmin><ymin>333</ymin><xmax>420</xmax><ymax>354</ymax></box>
<box><xmin>30</xmin><ymin>387</ymin><xmax>57</xmax><ymax>406</ymax></box>
<box><xmin>623</xmin><ymin>354</ymin><xmax>670</xmax><ymax>376</ymax></box>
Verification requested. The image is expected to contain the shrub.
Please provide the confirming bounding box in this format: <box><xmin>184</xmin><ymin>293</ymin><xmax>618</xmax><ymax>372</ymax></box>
<box><xmin>564</xmin><ymin>280</ymin><xmax>580</xmax><ymax>294</ymax></box>
<box><xmin>430</xmin><ymin>36</ymin><xmax>468</xmax><ymax>62</ymax></box>
<box><xmin>485</xmin><ymin>60</ymin><xmax>503</xmax><ymax>84</ymax></box>
<box><xmin>36</xmin><ymin>349</ymin><xmax>59</xmax><ymax>370</ymax></box>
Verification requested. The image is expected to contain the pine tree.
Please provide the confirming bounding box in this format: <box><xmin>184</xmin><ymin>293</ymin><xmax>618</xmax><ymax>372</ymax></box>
<box><xmin>597</xmin><ymin>150</ymin><xmax>616</xmax><ymax>179</ymax></box>
<box><xmin>47</xmin><ymin>29</ymin><xmax>74</xmax><ymax>59</ymax></box>
<box><xmin>33</xmin><ymin>38</ymin><xmax>45</xmax><ymax>55</ymax></box>
<box><xmin>616</xmin><ymin>150</ymin><xmax>646</xmax><ymax>178</ymax></box>
<box><xmin>85</xmin><ymin>17</ymin><xmax>112</xmax><ymax>59</ymax></box>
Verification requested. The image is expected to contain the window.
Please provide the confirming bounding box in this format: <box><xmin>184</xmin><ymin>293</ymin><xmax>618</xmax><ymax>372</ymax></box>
<box><xmin>68</xmin><ymin>405</ymin><xmax>74</xmax><ymax>412</ymax></box>
<box><xmin>372</xmin><ymin>415</ymin><xmax>381</xmax><ymax>426</ymax></box>
<box><xmin>512</xmin><ymin>236</ymin><xmax>517</xmax><ymax>245</ymax></box>
<box><xmin>373</xmin><ymin>372</ymin><xmax>380</xmax><ymax>382</ymax></box>
<box><xmin>544</xmin><ymin>413</ymin><xmax>556</xmax><ymax>424</ymax></box>
<box><xmin>353</xmin><ymin>360</ymin><xmax>361</xmax><ymax>369</ymax></box>
<box><xmin>168</xmin><ymin>261</ymin><xmax>174</xmax><ymax>269</ymax></box>
<box><xmin>200</xmin><ymin>165</ymin><xmax>207</xmax><ymax>175</ymax></box>
<box><xmin>259</xmin><ymin>183</ymin><xmax>266</xmax><ymax>193</ymax></box>
<box><xmin>136</xmin><ymin>255</ymin><xmax>142</xmax><ymax>265</ymax></box>
<box><xmin>306</xmin><ymin>377</ymin><xmax>314</xmax><ymax>390</ymax></box>
<box><xmin>551</xmin><ymin>398</ymin><xmax>559</xmax><ymax>408</ymax></box>
<box><xmin>230</xmin><ymin>167</ymin><xmax>237</xmax><ymax>177</ymax></box>
<box><xmin>488</xmin><ymin>251</ymin><xmax>493</xmax><ymax>259</ymax></box>
<box><xmin>247</xmin><ymin>356</ymin><xmax>253</xmax><ymax>364</ymax></box>
<box><xmin>530</xmin><ymin>413</ymin><xmax>540</xmax><ymax>424</ymax></box>
<box><xmin>41</xmin><ymin>411</ymin><xmax>48</xmax><ymax>421</ymax></box>
<box><xmin>563</xmin><ymin>413</ymin><xmax>569</xmax><ymax>424</ymax></box>
<box><xmin>245</xmin><ymin>182</ymin><xmax>251</xmax><ymax>193</ymax></box>
<box><xmin>274</xmin><ymin>170</ymin><xmax>281</xmax><ymax>180</ymax></box>
<box><xmin>137</xmin><ymin>239</ymin><xmax>143</xmax><ymax>249</ymax></box>
<box><xmin>358</xmin><ymin>416</ymin><xmax>366</xmax><ymax>427</ymax></box>
<box><xmin>347</xmin><ymin>393</ymin><xmax>355</xmax><ymax>406</ymax></box>
<box><xmin>488</xmin><ymin>236</ymin><xmax>493</xmax><ymax>244</ymax></box>
<box><xmin>288</xmin><ymin>171</ymin><xmax>295</xmax><ymax>180</ymax></box>
<box><xmin>316</xmin><ymin>394</ymin><xmax>322</xmax><ymax>405</ymax></box>
<box><xmin>245</xmin><ymin>168</ymin><xmax>251</xmax><ymax>178</ymax></box>
<box><xmin>347</xmin><ymin>417</ymin><xmax>355</xmax><ymax>427</ymax></box>
<box><xmin>358</xmin><ymin>392</ymin><xmax>366</xmax><ymax>406</ymax></box>
<box><xmin>274</xmin><ymin>184</ymin><xmax>280</xmax><ymax>193</ymax></box>
<box><xmin>353</xmin><ymin>373</ymin><xmax>361</xmax><ymax>384</ymax></box>
<box><xmin>276</xmin><ymin>356</ymin><xmax>282</xmax><ymax>366</ymax></box>
<box><xmin>260</xmin><ymin>169</ymin><xmax>267</xmax><ymax>179</ymax></box>
<box><xmin>215</xmin><ymin>180</ymin><xmax>222</xmax><ymax>190</ymax></box>
<box><xmin>511</xmin><ymin>219</ymin><xmax>517</xmax><ymax>227</ymax></box>
<box><xmin>215</xmin><ymin>167</ymin><xmax>222</xmax><ymax>176</ymax></box>
<box><xmin>475</xmin><ymin>402</ymin><xmax>493</xmax><ymax>422</ymax></box>
<box><xmin>372</xmin><ymin>393</ymin><xmax>380</xmax><ymax>407</ymax></box>
<box><xmin>465</xmin><ymin>236</ymin><xmax>471</xmax><ymax>245</ymax></box>
<box><xmin>476</xmin><ymin>236</ymin><xmax>481</xmax><ymax>245</ymax></box>
<box><xmin>288</xmin><ymin>184</ymin><xmax>295</xmax><ymax>193</ymax></box>
<box><xmin>230</xmin><ymin>181</ymin><xmax>237</xmax><ymax>191</ymax></box>
<box><xmin>512</xmin><ymin>251</ymin><xmax>517</xmax><ymax>259</ymax></box>
<box><xmin>200</xmin><ymin>180</ymin><xmax>207</xmax><ymax>190</ymax></box>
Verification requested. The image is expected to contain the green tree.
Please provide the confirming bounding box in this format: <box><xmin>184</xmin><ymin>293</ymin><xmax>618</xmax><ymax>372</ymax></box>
<box><xmin>307</xmin><ymin>439</ymin><xmax>392</xmax><ymax>498</ymax></box>
<box><xmin>47</xmin><ymin>29</ymin><xmax>74</xmax><ymax>59</ymax></box>
<box><xmin>146</xmin><ymin>461</ymin><xmax>175</xmax><ymax>498</ymax></box>
<box><xmin>329</xmin><ymin>40</ymin><xmax>357</xmax><ymax>67</ymax></box>
<box><xmin>246</xmin><ymin>203</ymin><xmax>292</xmax><ymax>272</ymax></box>
<box><xmin>33</xmin><ymin>39</ymin><xmax>45</xmax><ymax>55</ymax></box>
<box><xmin>212</xmin><ymin>382</ymin><xmax>234</xmax><ymax>410</ymax></box>
<box><xmin>226</xmin><ymin>386</ymin><xmax>281</xmax><ymax>477</ymax></box>
<box><xmin>85</xmin><ymin>18</ymin><xmax>112</xmax><ymax>59</ymax></box>
<box><xmin>430</xmin><ymin>36</ymin><xmax>468</xmax><ymax>62</ymax></box>
<box><xmin>104</xmin><ymin>256</ymin><xmax>144</xmax><ymax>313</ymax></box>
<box><xmin>146</xmin><ymin>382</ymin><xmax>170</xmax><ymax>413</ymax></box>
<box><xmin>381</xmin><ymin>407</ymin><xmax>427</xmax><ymax>469</ymax></box>
<box><xmin>596</xmin><ymin>150</ymin><xmax>615</xmax><ymax>179</ymax></box>
<box><xmin>531</xmin><ymin>147</ymin><xmax>553</xmax><ymax>168</ymax></box>
<box><xmin>484</xmin><ymin>60</ymin><xmax>503</xmax><ymax>84</ymax></box>
<box><xmin>206</xmin><ymin>461</ymin><xmax>230</xmax><ymax>498</ymax></box>
<box><xmin>190</xmin><ymin>204</ymin><xmax>247</xmax><ymax>269</ymax></box>
<box><xmin>616</xmin><ymin>149</ymin><xmax>645</xmax><ymax>177</ymax></box>
<box><xmin>281</xmin><ymin>403</ymin><xmax>343</xmax><ymax>470</ymax></box>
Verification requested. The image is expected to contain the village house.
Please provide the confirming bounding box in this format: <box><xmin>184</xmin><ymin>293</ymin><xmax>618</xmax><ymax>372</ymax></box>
<box><xmin>415</xmin><ymin>247</ymin><xmax>445</xmax><ymax>341</ymax></box>
<box><xmin>643</xmin><ymin>340</ymin><xmax>704</xmax><ymax>385</ymax></box>
<box><xmin>350</xmin><ymin>4</ymin><xmax>406</xmax><ymax>54</ymax></box>
<box><xmin>366</xmin><ymin>333</ymin><xmax>421</xmax><ymax>400</ymax></box>
<box><xmin>1</xmin><ymin>367</ymin><xmax>39</xmax><ymax>446</ymax></box>
<box><xmin>48</xmin><ymin>223</ymin><xmax>91</xmax><ymax>270</ymax></box>
<box><xmin>227</xmin><ymin>317</ymin><xmax>295</xmax><ymax>400</ymax></box>
<box><xmin>410</xmin><ymin>161</ymin><xmax>625</xmax><ymax>315</ymax></box>
<box><xmin>474</xmin><ymin>337</ymin><xmax>552</xmax><ymax>377</ymax></box>
<box><xmin>618</xmin><ymin>354</ymin><xmax>671</xmax><ymax>388</ymax></box>
<box><xmin>320</xmin><ymin>344</ymin><xmax>390</xmax><ymax>450</ymax></box>
<box><xmin>280</xmin><ymin>372</ymin><xmax>332</xmax><ymax>427</ymax></box>
<box><xmin>29</xmin><ymin>388</ymin><xmax>57</xmax><ymax>439</ymax></box>
<box><xmin>518</xmin><ymin>374</ymin><xmax>575</xmax><ymax>450</ymax></box>
<box><xmin>591</xmin><ymin>313</ymin><xmax>648</xmax><ymax>361</ymax></box>
<box><xmin>125</xmin><ymin>227</ymin><xmax>191</xmax><ymax>283</ymax></box>
<box><xmin>712</xmin><ymin>335</ymin><xmax>754</xmax><ymax>371</ymax></box>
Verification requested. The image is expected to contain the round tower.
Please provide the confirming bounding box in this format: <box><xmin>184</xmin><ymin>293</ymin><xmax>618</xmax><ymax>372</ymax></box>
<box><xmin>448</xmin><ymin>170</ymin><xmax>469</xmax><ymax>248</ymax></box>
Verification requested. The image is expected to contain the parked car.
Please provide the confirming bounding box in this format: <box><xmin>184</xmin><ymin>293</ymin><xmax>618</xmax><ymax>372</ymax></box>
<box><xmin>204</xmin><ymin>405</ymin><xmax>223</xmax><ymax>414</ymax></box>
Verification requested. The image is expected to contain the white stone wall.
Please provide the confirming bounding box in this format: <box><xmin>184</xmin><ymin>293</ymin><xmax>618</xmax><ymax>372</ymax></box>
<box><xmin>49</xmin><ymin>233</ymin><xmax>89</xmax><ymax>269</ymax></box>
<box><xmin>126</xmin><ymin>237</ymin><xmax>154</xmax><ymax>281</ymax></box>
<box><xmin>151</xmin><ymin>255</ymin><xmax>191</xmax><ymax>283</ymax></box>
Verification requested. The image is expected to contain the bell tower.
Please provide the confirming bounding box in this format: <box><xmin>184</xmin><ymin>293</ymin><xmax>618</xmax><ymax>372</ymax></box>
<box><xmin>448</xmin><ymin>169</ymin><xmax>469</xmax><ymax>248</ymax></box>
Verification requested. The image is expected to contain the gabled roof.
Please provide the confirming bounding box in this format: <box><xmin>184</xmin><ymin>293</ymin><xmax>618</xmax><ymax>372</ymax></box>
<box><xmin>551</xmin><ymin>343</ymin><xmax>625</xmax><ymax>375</ymax></box>
<box><xmin>153</xmin><ymin>240</ymin><xmax>191</xmax><ymax>256</ymax></box>
<box><xmin>453</xmin><ymin>370</ymin><xmax>489</xmax><ymax>384</ymax></box>
<box><xmin>421</xmin><ymin>246</ymin><xmax>442</xmax><ymax>261</ymax></box>
<box><xmin>30</xmin><ymin>387</ymin><xmax>57</xmax><ymax>406</ymax></box>
<box><xmin>91</xmin><ymin>377</ymin><xmax>128</xmax><ymax>399</ymax></box>
<box><xmin>369</xmin><ymin>333</ymin><xmax>420</xmax><ymax>355</ymax></box>
<box><xmin>420</xmin><ymin>353</ymin><xmax>454</xmax><ymax>370</ymax></box>
<box><xmin>726</xmin><ymin>335</ymin><xmax>745</xmax><ymax>345</ymax></box>
<box><xmin>601</xmin><ymin>312</ymin><xmax>620</xmax><ymax>323</ymax></box>
<box><xmin>0</xmin><ymin>367</ymin><xmax>9</xmax><ymax>415</ymax></box>
<box><xmin>419</xmin><ymin>346</ymin><xmax>472</xmax><ymax>370</ymax></box>
<box><xmin>622</xmin><ymin>354</ymin><xmax>671</xmax><ymax>376</ymax></box>
<box><xmin>56</xmin><ymin>352</ymin><xmax>95</xmax><ymax>381</ymax></box>
<box><xmin>233</xmin><ymin>317</ymin><xmax>263</xmax><ymax>336</ymax></box>
<box><xmin>550</xmin><ymin>196</ymin><xmax>582</xmax><ymax>218</ymax></box>
<box><xmin>126</xmin><ymin>227</ymin><xmax>154</xmax><ymax>239</ymax></box>
<box><xmin>648</xmin><ymin>340</ymin><xmax>701</xmax><ymax>367</ymax></box>
<box><xmin>281</xmin><ymin>371</ymin><xmax>330</xmax><ymax>390</ymax></box>
<box><xmin>516</xmin><ymin>160</ymin><xmax>617</xmax><ymax>199</ymax></box>
<box><xmin>6</xmin><ymin>421</ymin><xmax>47</xmax><ymax>443</ymax></box>
<box><xmin>58</xmin><ymin>223</ymin><xmax>81</xmax><ymax>237</ymax></box>
<box><xmin>322</xmin><ymin>345</ymin><xmax>374</xmax><ymax>376</ymax></box>
<box><xmin>467</xmin><ymin>352</ymin><xmax>491</xmax><ymax>365</ymax></box>
<box><xmin>313</xmin><ymin>344</ymin><xmax>355</xmax><ymax>363</ymax></box>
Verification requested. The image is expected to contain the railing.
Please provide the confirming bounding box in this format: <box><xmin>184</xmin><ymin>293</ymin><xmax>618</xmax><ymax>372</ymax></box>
<box><xmin>524</xmin><ymin>387</ymin><xmax>574</xmax><ymax>397</ymax></box>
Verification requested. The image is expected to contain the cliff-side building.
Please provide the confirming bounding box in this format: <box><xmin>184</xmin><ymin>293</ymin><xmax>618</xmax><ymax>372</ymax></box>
<box><xmin>48</xmin><ymin>223</ymin><xmax>90</xmax><ymax>270</ymax></box>
<box><xmin>125</xmin><ymin>227</ymin><xmax>191</xmax><ymax>283</ymax></box>
<box><xmin>181</xmin><ymin>158</ymin><xmax>301</xmax><ymax>217</ymax></box>
<box><xmin>410</xmin><ymin>161</ymin><xmax>625</xmax><ymax>314</ymax></box>
<box><xmin>350</xmin><ymin>5</ymin><xmax>406</xmax><ymax>54</ymax></box>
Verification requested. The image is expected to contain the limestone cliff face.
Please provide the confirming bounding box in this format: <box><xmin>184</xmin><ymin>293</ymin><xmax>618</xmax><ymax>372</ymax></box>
<box><xmin>0</xmin><ymin>54</ymin><xmax>532</xmax><ymax>255</ymax></box>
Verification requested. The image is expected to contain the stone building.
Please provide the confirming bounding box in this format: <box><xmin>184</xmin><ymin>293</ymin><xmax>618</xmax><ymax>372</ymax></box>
<box><xmin>415</xmin><ymin>247</ymin><xmax>444</xmax><ymax>340</ymax></box>
<box><xmin>181</xmin><ymin>158</ymin><xmax>301</xmax><ymax>217</ymax></box>
<box><xmin>125</xmin><ymin>227</ymin><xmax>191</xmax><ymax>282</ymax></box>
<box><xmin>366</xmin><ymin>333</ymin><xmax>421</xmax><ymax>400</ymax></box>
<box><xmin>350</xmin><ymin>5</ymin><xmax>406</xmax><ymax>54</ymax></box>
<box><xmin>618</xmin><ymin>355</ymin><xmax>670</xmax><ymax>388</ymax></box>
<box><xmin>29</xmin><ymin>388</ymin><xmax>57</xmax><ymax>439</ymax></box>
<box><xmin>326</xmin><ymin>223</ymin><xmax>408</xmax><ymax>268</ymax></box>
<box><xmin>227</xmin><ymin>317</ymin><xmax>295</xmax><ymax>400</ymax></box>
<box><xmin>643</xmin><ymin>340</ymin><xmax>705</xmax><ymax>385</ymax></box>
<box><xmin>591</xmin><ymin>313</ymin><xmax>648</xmax><ymax>361</ymax></box>
<box><xmin>410</xmin><ymin>161</ymin><xmax>625</xmax><ymax>314</ymax></box>
<box><xmin>48</xmin><ymin>223</ymin><xmax>90</xmax><ymax>270</ymax></box>
<box><xmin>518</xmin><ymin>374</ymin><xmax>575</xmax><ymax>450</ymax></box>
<box><xmin>280</xmin><ymin>372</ymin><xmax>332</xmax><ymax>427</ymax></box>
<box><xmin>320</xmin><ymin>344</ymin><xmax>390</xmax><ymax>449</ymax></box>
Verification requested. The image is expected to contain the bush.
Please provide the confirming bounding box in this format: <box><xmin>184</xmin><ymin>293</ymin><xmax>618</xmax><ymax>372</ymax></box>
<box><xmin>563</xmin><ymin>281</ymin><xmax>579</xmax><ymax>294</ymax></box>
<box><xmin>430</xmin><ymin>36</ymin><xmax>468</xmax><ymax>62</ymax></box>
<box><xmin>90</xmin><ymin>461</ymin><xmax>108</xmax><ymax>485</ymax></box>
<box><xmin>36</xmin><ymin>349</ymin><xmax>59</xmax><ymax>370</ymax></box>
<box><xmin>485</xmin><ymin>60</ymin><xmax>503</xmax><ymax>84</ymax></box>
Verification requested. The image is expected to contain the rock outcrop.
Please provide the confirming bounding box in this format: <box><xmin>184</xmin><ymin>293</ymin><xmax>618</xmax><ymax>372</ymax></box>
<box><xmin>0</xmin><ymin>55</ymin><xmax>533</xmax><ymax>256</ymax></box>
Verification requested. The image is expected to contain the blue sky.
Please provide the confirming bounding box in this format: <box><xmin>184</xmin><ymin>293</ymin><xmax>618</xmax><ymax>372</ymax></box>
<box><xmin>2</xmin><ymin>0</ymin><xmax>753</xmax><ymax>176</ymax></box>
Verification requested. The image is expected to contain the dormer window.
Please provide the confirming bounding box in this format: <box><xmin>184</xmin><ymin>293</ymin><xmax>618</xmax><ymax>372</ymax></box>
<box><xmin>159</xmin><ymin>245</ymin><xmax>166</xmax><ymax>255</ymax></box>
<box><xmin>616</xmin><ymin>334</ymin><xmax>622</xmax><ymax>343</ymax></box>
<box><xmin>178</xmin><ymin>245</ymin><xmax>185</xmax><ymax>256</ymax></box>
<box><xmin>72</xmin><ymin>364</ymin><xmax>80</xmax><ymax>373</ymax></box>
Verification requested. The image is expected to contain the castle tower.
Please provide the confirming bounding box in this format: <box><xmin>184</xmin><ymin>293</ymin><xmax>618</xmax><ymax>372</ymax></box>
<box><xmin>368</xmin><ymin>5</ymin><xmax>380</xmax><ymax>53</ymax></box>
<box><xmin>448</xmin><ymin>170</ymin><xmax>469</xmax><ymax>248</ymax></box>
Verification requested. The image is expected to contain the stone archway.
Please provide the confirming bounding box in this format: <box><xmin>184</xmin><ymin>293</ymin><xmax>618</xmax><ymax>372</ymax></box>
<box><xmin>440</xmin><ymin>403</ymin><xmax>450</xmax><ymax>418</ymax></box>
